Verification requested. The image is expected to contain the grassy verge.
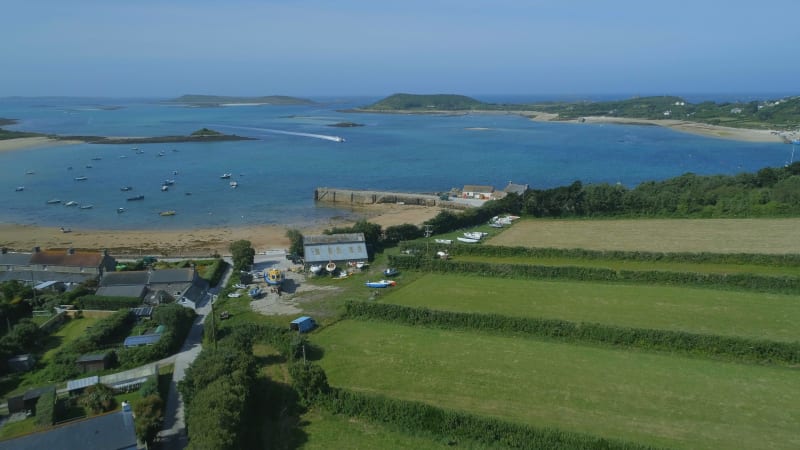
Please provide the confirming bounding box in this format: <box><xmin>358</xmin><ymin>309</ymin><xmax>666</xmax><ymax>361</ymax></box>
<box><xmin>380</xmin><ymin>274</ymin><xmax>800</xmax><ymax>342</ymax></box>
<box><xmin>314</xmin><ymin>320</ymin><xmax>800</xmax><ymax>450</ymax></box>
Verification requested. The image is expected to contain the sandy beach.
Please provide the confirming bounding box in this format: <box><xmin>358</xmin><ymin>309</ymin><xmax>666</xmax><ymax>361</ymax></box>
<box><xmin>0</xmin><ymin>204</ymin><xmax>442</xmax><ymax>256</ymax></box>
<box><xmin>527</xmin><ymin>114</ymin><xmax>789</xmax><ymax>143</ymax></box>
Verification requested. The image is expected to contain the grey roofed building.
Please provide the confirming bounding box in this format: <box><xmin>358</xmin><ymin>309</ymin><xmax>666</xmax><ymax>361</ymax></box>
<box><xmin>303</xmin><ymin>233</ymin><xmax>368</xmax><ymax>264</ymax></box>
<box><xmin>99</xmin><ymin>271</ymin><xmax>149</xmax><ymax>286</ymax></box>
<box><xmin>96</xmin><ymin>285</ymin><xmax>147</xmax><ymax>299</ymax></box>
<box><xmin>147</xmin><ymin>268</ymin><xmax>195</xmax><ymax>284</ymax></box>
<box><xmin>0</xmin><ymin>410</ymin><xmax>139</xmax><ymax>450</ymax></box>
<box><xmin>0</xmin><ymin>249</ymin><xmax>33</xmax><ymax>267</ymax></box>
<box><xmin>504</xmin><ymin>181</ymin><xmax>529</xmax><ymax>195</ymax></box>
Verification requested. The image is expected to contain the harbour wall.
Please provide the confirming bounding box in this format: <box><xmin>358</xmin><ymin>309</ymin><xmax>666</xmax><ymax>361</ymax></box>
<box><xmin>314</xmin><ymin>187</ymin><xmax>468</xmax><ymax>210</ymax></box>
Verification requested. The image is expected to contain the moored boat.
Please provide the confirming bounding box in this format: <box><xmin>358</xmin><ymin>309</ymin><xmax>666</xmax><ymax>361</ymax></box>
<box><xmin>117</xmin><ymin>207</ymin><xmax>125</xmax><ymax>213</ymax></box>
<box><xmin>46</xmin><ymin>199</ymin><xmax>61</xmax><ymax>204</ymax></box>
<box><xmin>74</xmin><ymin>176</ymin><xmax>88</xmax><ymax>181</ymax></box>
<box><xmin>220</xmin><ymin>173</ymin><xmax>232</xmax><ymax>179</ymax></box>
<box><xmin>15</xmin><ymin>186</ymin><xmax>24</xmax><ymax>192</ymax></box>
<box><xmin>161</xmin><ymin>185</ymin><xmax>169</xmax><ymax>191</ymax></box>
<box><xmin>79</xmin><ymin>204</ymin><xmax>93</xmax><ymax>209</ymax></box>
<box><xmin>264</xmin><ymin>268</ymin><xmax>284</xmax><ymax>286</ymax></box>
<box><xmin>127</xmin><ymin>195</ymin><xmax>145</xmax><ymax>201</ymax></box>
<box><xmin>65</xmin><ymin>201</ymin><xmax>78</xmax><ymax>207</ymax></box>
<box><xmin>159</xmin><ymin>210</ymin><xmax>176</xmax><ymax>216</ymax></box>
<box><xmin>230</xmin><ymin>181</ymin><xmax>238</xmax><ymax>188</ymax></box>
<box><xmin>120</xmin><ymin>186</ymin><xmax>133</xmax><ymax>191</ymax></box>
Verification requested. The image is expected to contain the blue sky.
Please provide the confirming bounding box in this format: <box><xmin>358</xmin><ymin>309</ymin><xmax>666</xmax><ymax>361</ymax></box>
<box><xmin>2</xmin><ymin>0</ymin><xmax>798</xmax><ymax>98</ymax></box>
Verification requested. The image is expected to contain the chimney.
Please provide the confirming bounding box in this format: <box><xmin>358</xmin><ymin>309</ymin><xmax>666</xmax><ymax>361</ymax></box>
<box><xmin>103</xmin><ymin>249</ymin><xmax>109</xmax><ymax>256</ymax></box>
<box><xmin>67</xmin><ymin>247</ymin><xmax>75</xmax><ymax>255</ymax></box>
<box><xmin>33</xmin><ymin>246</ymin><xmax>40</xmax><ymax>253</ymax></box>
<box><xmin>1</xmin><ymin>247</ymin><xmax>6</xmax><ymax>254</ymax></box>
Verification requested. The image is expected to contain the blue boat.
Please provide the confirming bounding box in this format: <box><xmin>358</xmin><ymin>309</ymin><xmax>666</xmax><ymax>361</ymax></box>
<box><xmin>264</xmin><ymin>268</ymin><xmax>284</xmax><ymax>286</ymax></box>
<box><xmin>365</xmin><ymin>280</ymin><xmax>396</xmax><ymax>288</ymax></box>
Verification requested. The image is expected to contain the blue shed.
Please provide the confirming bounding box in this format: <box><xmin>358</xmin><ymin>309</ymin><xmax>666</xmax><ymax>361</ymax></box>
<box><xmin>290</xmin><ymin>316</ymin><xmax>316</xmax><ymax>333</ymax></box>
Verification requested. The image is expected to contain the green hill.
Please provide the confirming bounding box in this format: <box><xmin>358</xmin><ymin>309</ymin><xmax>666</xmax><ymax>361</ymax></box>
<box><xmin>169</xmin><ymin>95</ymin><xmax>315</xmax><ymax>106</ymax></box>
<box><xmin>364</xmin><ymin>93</ymin><xmax>486</xmax><ymax>111</ymax></box>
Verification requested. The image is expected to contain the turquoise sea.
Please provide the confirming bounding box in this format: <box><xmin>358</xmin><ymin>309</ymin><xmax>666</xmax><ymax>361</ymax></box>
<box><xmin>0</xmin><ymin>96</ymin><xmax>792</xmax><ymax>230</ymax></box>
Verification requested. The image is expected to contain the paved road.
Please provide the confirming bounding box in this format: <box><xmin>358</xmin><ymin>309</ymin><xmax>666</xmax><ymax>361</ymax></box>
<box><xmin>157</xmin><ymin>263</ymin><xmax>232</xmax><ymax>449</ymax></box>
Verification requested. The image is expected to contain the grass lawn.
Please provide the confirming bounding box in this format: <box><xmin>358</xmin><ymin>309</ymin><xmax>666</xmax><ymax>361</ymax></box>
<box><xmin>40</xmin><ymin>317</ymin><xmax>100</xmax><ymax>363</ymax></box>
<box><xmin>381</xmin><ymin>274</ymin><xmax>800</xmax><ymax>342</ymax></box>
<box><xmin>490</xmin><ymin>218</ymin><xmax>800</xmax><ymax>254</ymax></box>
<box><xmin>314</xmin><ymin>320</ymin><xmax>800</xmax><ymax>450</ymax></box>
<box><xmin>452</xmin><ymin>254</ymin><xmax>800</xmax><ymax>277</ymax></box>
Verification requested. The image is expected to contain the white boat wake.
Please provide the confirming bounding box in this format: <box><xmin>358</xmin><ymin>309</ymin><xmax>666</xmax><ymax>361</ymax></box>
<box><xmin>213</xmin><ymin>125</ymin><xmax>345</xmax><ymax>142</ymax></box>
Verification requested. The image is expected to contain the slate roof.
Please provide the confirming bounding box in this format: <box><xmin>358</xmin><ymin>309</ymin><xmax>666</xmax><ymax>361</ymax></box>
<box><xmin>504</xmin><ymin>182</ymin><xmax>529</xmax><ymax>195</ymax></box>
<box><xmin>100</xmin><ymin>271</ymin><xmax>149</xmax><ymax>286</ymax></box>
<box><xmin>29</xmin><ymin>250</ymin><xmax>104</xmax><ymax>267</ymax></box>
<box><xmin>148</xmin><ymin>268</ymin><xmax>194</xmax><ymax>284</ymax></box>
<box><xmin>0</xmin><ymin>411</ymin><xmax>139</xmax><ymax>450</ymax></box>
<box><xmin>76</xmin><ymin>352</ymin><xmax>110</xmax><ymax>363</ymax></box>
<box><xmin>96</xmin><ymin>285</ymin><xmax>147</xmax><ymax>299</ymax></box>
<box><xmin>0</xmin><ymin>251</ymin><xmax>32</xmax><ymax>266</ymax></box>
<box><xmin>303</xmin><ymin>233</ymin><xmax>365</xmax><ymax>245</ymax></box>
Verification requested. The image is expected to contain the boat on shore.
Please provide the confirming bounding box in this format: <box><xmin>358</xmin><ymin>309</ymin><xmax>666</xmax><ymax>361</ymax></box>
<box><xmin>457</xmin><ymin>237</ymin><xmax>480</xmax><ymax>244</ymax></box>
<box><xmin>383</xmin><ymin>268</ymin><xmax>399</xmax><ymax>277</ymax></box>
<box><xmin>127</xmin><ymin>195</ymin><xmax>145</xmax><ymax>201</ymax></box>
<box><xmin>365</xmin><ymin>280</ymin><xmax>396</xmax><ymax>288</ymax></box>
<box><xmin>434</xmin><ymin>239</ymin><xmax>452</xmax><ymax>244</ymax></box>
<box><xmin>159</xmin><ymin>210</ymin><xmax>176</xmax><ymax>216</ymax></box>
<box><xmin>463</xmin><ymin>231</ymin><xmax>487</xmax><ymax>240</ymax></box>
<box><xmin>309</xmin><ymin>264</ymin><xmax>322</xmax><ymax>274</ymax></box>
<box><xmin>264</xmin><ymin>268</ymin><xmax>284</xmax><ymax>286</ymax></box>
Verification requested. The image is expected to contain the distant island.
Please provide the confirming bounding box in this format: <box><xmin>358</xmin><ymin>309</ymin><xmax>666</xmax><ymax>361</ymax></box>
<box><xmin>167</xmin><ymin>94</ymin><xmax>315</xmax><ymax>107</ymax></box>
<box><xmin>328</xmin><ymin>121</ymin><xmax>364</xmax><ymax>128</ymax></box>
<box><xmin>0</xmin><ymin>120</ymin><xmax>253</xmax><ymax>144</ymax></box>
<box><xmin>356</xmin><ymin>93</ymin><xmax>800</xmax><ymax>135</ymax></box>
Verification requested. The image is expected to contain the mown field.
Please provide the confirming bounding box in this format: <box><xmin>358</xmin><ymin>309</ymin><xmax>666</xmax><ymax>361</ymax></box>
<box><xmin>488</xmin><ymin>218</ymin><xmax>800</xmax><ymax>254</ymax></box>
<box><xmin>314</xmin><ymin>320</ymin><xmax>800</xmax><ymax>450</ymax></box>
<box><xmin>380</xmin><ymin>274</ymin><xmax>800</xmax><ymax>342</ymax></box>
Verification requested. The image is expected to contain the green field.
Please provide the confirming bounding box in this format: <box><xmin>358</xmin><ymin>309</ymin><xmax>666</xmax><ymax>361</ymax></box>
<box><xmin>314</xmin><ymin>320</ymin><xmax>800</xmax><ymax>450</ymax></box>
<box><xmin>381</xmin><ymin>274</ymin><xmax>800</xmax><ymax>342</ymax></box>
<box><xmin>452</xmin><ymin>254</ymin><xmax>800</xmax><ymax>277</ymax></box>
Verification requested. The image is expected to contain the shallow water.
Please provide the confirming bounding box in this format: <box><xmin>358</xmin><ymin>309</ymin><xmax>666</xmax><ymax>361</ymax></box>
<box><xmin>0</xmin><ymin>97</ymin><xmax>790</xmax><ymax>230</ymax></box>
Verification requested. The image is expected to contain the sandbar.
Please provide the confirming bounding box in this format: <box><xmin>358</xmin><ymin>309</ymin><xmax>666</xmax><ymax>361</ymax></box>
<box><xmin>0</xmin><ymin>137</ymin><xmax>83</xmax><ymax>153</ymax></box>
<box><xmin>0</xmin><ymin>204</ymin><xmax>442</xmax><ymax>256</ymax></box>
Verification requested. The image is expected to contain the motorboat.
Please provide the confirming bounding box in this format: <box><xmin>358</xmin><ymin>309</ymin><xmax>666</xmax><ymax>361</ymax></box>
<box><xmin>159</xmin><ymin>210</ymin><xmax>176</xmax><ymax>216</ymax></box>
<box><xmin>64</xmin><ymin>201</ymin><xmax>78</xmax><ymax>207</ymax></box>
<box><xmin>434</xmin><ymin>239</ymin><xmax>452</xmax><ymax>244</ymax></box>
<box><xmin>117</xmin><ymin>208</ymin><xmax>125</xmax><ymax>214</ymax></box>
<box><xmin>264</xmin><ymin>268</ymin><xmax>284</xmax><ymax>286</ymax></box>
<box><xmin>74</xmin><ymin>176</ymin><xmax>88</xmax><ymax>181</ymax></box>
<box><xmin>79</xmin><ymin>204</ymin><xmax>93</xmax><ymax>209</ymax></box>
<box><xmin>163</xmin><ymin>179</ymin><xmax>175</xmax><ymax>186</ymax></box>
<box><xmin>365</xmin><ymin>280</ymin><xmax>396</xmax><ymax>288</ymax></box>
<box><xmin>457</xmin><ymin>237</ymin><xmax>480</xmax><ymax>244</ymax></box>
<box><xmin>120</xmin><ymin>186</ymin><xmax>133</xmax><ymax>191</ymax></box>
<box><xmin>220</xmin><ymin>173</ymin><xmax>232</xmax><ymax>179</ymax></box>
<box><xmin>463</xmin><ymin>232</ymin><xmax>487</xmax><ymax>240</ymax></box>
<box><xmin>230</xmin><ymin>181</ymin><xmax>238</xmax><ymax>188</ymax></box>
<box><xmin>161</xmin><ymin>185</ymin><xmax>169</xmax><ymax>191</ymax></box>
<box><xmin>25</xmin><ymin>171</ymin><xmax>34</xmax><ymax>175</ymax></box>
<box><xmin>127</xmin><ymin>195</ymin><xmax>145</xmax><ymax>201</ymax></box>
<box><xmin>383</xmin><ymin>268</ymin><xmax>399</xmax><ymax>277</ymax></box>
<box><xmin>333</xmin><ymin>136</ymin><xmax>346</xmax><ymax>143</ymax></box>
<box><xmin>46</xmin><ymin>199</ymin><xmax>61</xmax><ymax>204</ymax></box>
<box><xmin>15</xmin><ymin>186</ymin><xmax>24</xmax><ymax>192</ymax></box>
